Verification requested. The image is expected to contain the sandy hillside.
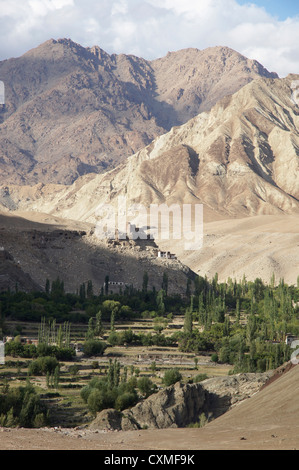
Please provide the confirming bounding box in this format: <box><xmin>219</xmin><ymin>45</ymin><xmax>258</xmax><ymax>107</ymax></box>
<box><xmin>0</xmin><ymin>363</ymin><xmax>298</xmax><ymax>451</ymax></box>
<box><xmin>159</xmin><ymin>213</ymin><xmax>299</xmax><ymax>285</ymax></box>
<box><xmin>1</xmin><ymin>209</ymin><xmax>298</xmax><ymax>288</ymax></box>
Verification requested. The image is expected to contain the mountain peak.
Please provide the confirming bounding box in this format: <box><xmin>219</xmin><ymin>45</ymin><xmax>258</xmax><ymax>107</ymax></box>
<box><xmin>0</xmin><ymin>39</ymin><xmax>281</xmax><ymax>186</ymax></box>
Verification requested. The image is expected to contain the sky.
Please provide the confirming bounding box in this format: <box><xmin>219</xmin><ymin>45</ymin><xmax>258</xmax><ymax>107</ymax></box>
<box><xmin>0</xmin><ymin>0</ymin><xmax>298</xmax><ymax>77</ymax></box>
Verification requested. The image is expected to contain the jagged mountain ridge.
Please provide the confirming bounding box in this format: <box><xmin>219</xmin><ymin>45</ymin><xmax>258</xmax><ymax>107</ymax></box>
<box><xmin>0</xmin><ymin>38</ymin><xmax>278</xmax><ymax>185</ymax></box>
<box><xmin>4</xmin><ymin>74</ymin><xmax>298</xmax><ymax>221</ymax></box>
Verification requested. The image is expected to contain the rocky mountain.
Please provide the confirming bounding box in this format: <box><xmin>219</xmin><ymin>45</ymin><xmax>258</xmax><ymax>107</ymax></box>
<box><xmin>88</xmin><ymin>74</ymin><xmax>299</xmax><ymax>220</ymax></box>
<box><xmin>4</xmin><ymin>74</ymin><xmax>298</xmax><ymax>220</ymax></box>
<box><xmin>1</xmin><ymin>43</ymin><xmax>298</xmax><ymax>286</ymax></box>
<box><xmin>0</xmin><ymin>39</ymin><xmax>278</xmax><ymax>185</ymax></box>
<box><xmin>2</xmin><ymin>74</ymin><xmax>298</xmax><ymax>284</ymax></box>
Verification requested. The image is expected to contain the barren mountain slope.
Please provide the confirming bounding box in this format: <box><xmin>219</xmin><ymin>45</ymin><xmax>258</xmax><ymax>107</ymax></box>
<box><xmin>151</xmin><ymin>45</ymin><xmax>278</xmax><ymax>125</ymax></box>
<box><xmin>0</xmin><ymin>39</ymin><xmax>164</xmax><ymax>185</ymax></box>
<box><xmin>0</xmin><ymin>39</ymin><xmax>277</xmax><ymax>185</ymax></box>
<box><xmin>0</xmin><ymin>211</ymin><xmax>193</xmax><ymax>295</ymax></box>
<box><xmin>0</xmin><ymin>248</ymin><xmax>41</xmax><ymax>292</ymax></box>
<box><xmin>2</xmin><ymin>75</ymin><xmax>298</xmax><ymax>284</ymax></box>
<box><xmin>4</xmin><ymin>74</ymin><xmax>298</xmax><ymax>219</ymax></box>
<box><xmin>158</xmin><ymin>214</ymin><xmax>299</xmax><ymax>285</ymax></box>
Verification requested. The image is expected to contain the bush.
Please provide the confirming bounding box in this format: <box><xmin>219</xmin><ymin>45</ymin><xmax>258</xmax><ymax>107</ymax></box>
<box><xmin>137</xmin><ymin>377</ymin><xmax>157</xmax><ymax>398</ymax></box>
<box><xmin>68</xmin><ymin>364</ymin><xmax>80</xmax><ymax>376</ymax></box>
<box><xmin>108</xmin><ymin>329</ymin><xmax>136</xmax><ymax>346</ymax></box>
<box><xmin>4</xmin><ymin>341</ymin><xmax>74</xmax><ymax>361</ymax></box>
<box><xmin>115</xmin><ymin>392</ymin><xmax>137</xmax><ymax>411</ymax></box>
<box><xmin>4</xmin><ymin>340</ymin><xmax>24</xmax><ymax>357</ymax></box>
<box><xmin>0</xmin><ymin>382</ymin><xmax>48</xmax><ymax>428</ymax></box>
<box><xmin>162</xmin><ymin>368</ymin><xmax>182</xmax><ymax>387</ymax></box>
<box><xmin>83</xmin><ymin>340</ymin><xmax>107</xmax><ymax>357</ymax></box>
<box><xmin>36</xmin><ymin>343</ymin><xmax>53</xmax><ymax>357</ymax></box>
<box><xmin>107</xmin><ymin>331</ymin><xmax>122</xmax><ymax>346</ymax></box>
<box><xmin>80</xmin><ymin>385</ymin><xmax>92</xmax><ymax>403</ymax></box>
<box><xmin>211</xmin><ymin>353</ymin><xmax>219</xmax><ymax>363</ymax></box>
<box><xmin>53</xmin><ymin>347</ymin><xmax>75</xmax><ymax>361</ymax></box>
<box><xmin>28</xmin><ymin>356</ymin><xmax>59</xmax><ymax>376</ymax></box>
<box><xmin>193</xmin><ymin>373</ymin><xmax>208</xmax><ymax>383</ymax></box>
<box><xmin>87</xmin><ymin>389</ymin><xmax>107</xmax><ymax>414</ymax></box>
<box><xmin>81</xmin><ymin>376</ymin><xmax>138</xmax><ymax>414</ymax></box>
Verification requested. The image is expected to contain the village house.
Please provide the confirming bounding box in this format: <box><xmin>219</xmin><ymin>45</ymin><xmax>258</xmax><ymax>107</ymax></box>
<box><xmin>157</xmin><ymin>250</ymin><xmax>177</xmax><ymax>260</ymax></box>
<box><xmin>104</xmin><ymin>281</ymin><xmax>130</xmax><ymax>293</ymax></box>
<box><xmin>3</xmin><ymin>336</ymin><xmax>39</xmax><ymax>346</ymax></box>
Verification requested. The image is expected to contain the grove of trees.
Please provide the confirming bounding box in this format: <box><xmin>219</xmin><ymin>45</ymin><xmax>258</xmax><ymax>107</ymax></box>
<box><xmin>1</xmin><ymin>271</ymin><xmax>299</xmax><ymax>424</ymax></box>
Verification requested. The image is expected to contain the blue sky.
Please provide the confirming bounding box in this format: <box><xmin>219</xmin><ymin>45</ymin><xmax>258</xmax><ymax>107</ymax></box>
<box><xmin>0</xmin><ymin>0</ymin><xmax>299</xmax><ymax>77</ymax></box>
<box><xmin>237</xmin><ymin>0</ymin><xmax>299</xmax><ymax>20</ymax></box>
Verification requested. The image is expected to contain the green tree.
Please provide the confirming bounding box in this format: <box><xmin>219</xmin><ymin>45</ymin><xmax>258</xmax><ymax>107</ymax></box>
<box><xmin>54</xmin><ymin>366</ymin><xmax>60</xmax><ymax>389</ymax></box>
<box><xmin>163</xmin><ymin>368</ymin><xmax>182</xmax><ymax>387</ymax></box>
<box><xmin>45</xmin><ymin>279</ymin><xmax>50</xmax><ymax>295</ymax></box>
<box><xmin>95</xmin><ymin>310</ymin><xmax>103</xmax><ymax>337</ymax></box>
<box><xmin>162</xmin><ymin>272</ymin><xmax>168</xmax><ymax>296</ymax></box>
<box><xmin>156</xmin><ymin>290</ymin><xmax>166</xmax><ymax>315</ymax></box>
<box><xmin>104</xmin><ymin>275</ymin><xmax>109</xmax><ymax>295</ymax></box>
<box><xmin>83</xmin><ymin>340</ymin><xmax>107</xmax><ymax>357</ymax></box>
<box><xmin>51</xmin><ymin>277</ymin><xmax>64</xmax><ymax>301</ymax></box>
<box><xmin>236</xmin><ymin>298</ymin><xmax>240</xmax><ymax>324</ymax></box>
<box><xmin>137</xmin><ymin>377</ymin><xmax>157</xmax><ymax>398</ymax></box>
<box><xmin>184</xmin><ymin>296</ymin><xmax>193</xmax><ymax>334</ymax></box>
<box><xmin>86</xmin><ymin>280</ymin><xmax>94</xmax><ymax>299</ymax></box>
<box><xmin>86</xmin><ymin>317</ymin><xmax>95</xmax><ymax>340</ymax></box>
<box><xmin>186</xmin><ymin>278</ymin><xmax>192</xmax><ymax>298</ymax></box>
<box><xmin>79</xmin><ymin>283</ymin><xmax>86</xmax><ymax>302</ymax></box>
<box><xmin>142</xmin><ymin>272</ymin><xmax>149</xmax><ymax>293</ymax></box>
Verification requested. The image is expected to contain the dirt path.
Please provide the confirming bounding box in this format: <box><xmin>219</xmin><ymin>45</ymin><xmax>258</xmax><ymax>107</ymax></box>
<box><xmin>0</xmin><ymin>422</ymin><xmax>298</xmax><ymax>451</ymax></box>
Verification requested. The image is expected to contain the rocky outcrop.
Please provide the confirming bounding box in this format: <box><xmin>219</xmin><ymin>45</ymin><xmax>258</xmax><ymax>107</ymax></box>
<box><xmin>127</xmin><ymin>382</ymin><xmax>206</xmax><ymax>429</ymax></box>
<box><xmin>90</xmin><ymin>382</ymin><xmax>206</xmax><ymax>431</ymax></box>
<box><xmin>89</xmin><ymin>372</ymin><xmax>272</xmax><ymax>431</ymax></box>
<box><xmin>201</xmin><ymin>372</ymin><xmax>272</xmax><ymax>419</ymax></box>
<box><xmin>89</xmin><ymin>409</ymin><xmax>124</xmax><ymax>432</ymax></box>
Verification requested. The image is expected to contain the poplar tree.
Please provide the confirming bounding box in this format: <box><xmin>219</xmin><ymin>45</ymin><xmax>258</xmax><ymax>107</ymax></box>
<box><xmin>142</xmin><ymin>272</ymin><xmax>149</xmax><ymax>293</ymax></box>
<box><xmin>184</xmin><ymin>296</ymin><xmax>193</xmax><ymax>335</ymax></box>
<box><xmin>95</xmin><ymin>310</ymin><xmax>103</xmax><ymax>337</ymax></box>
